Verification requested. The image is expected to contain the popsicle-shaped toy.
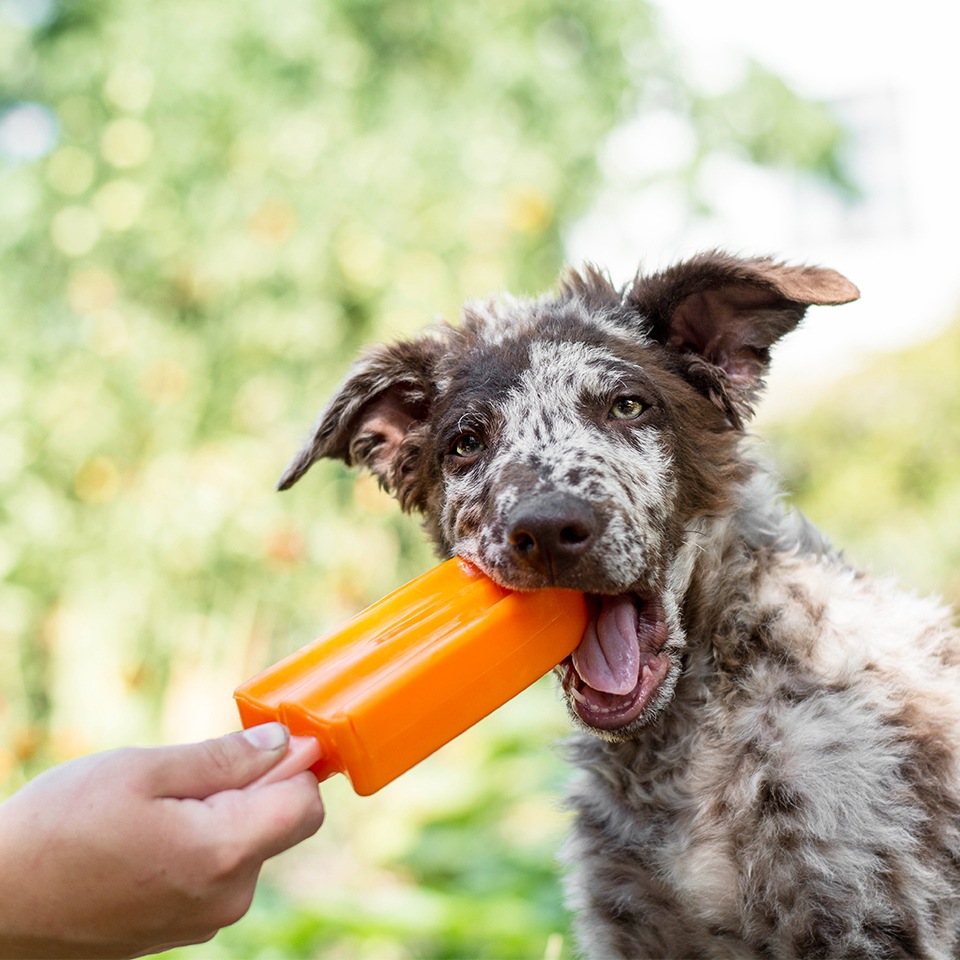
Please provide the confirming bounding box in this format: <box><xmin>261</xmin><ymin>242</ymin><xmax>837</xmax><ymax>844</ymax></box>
<box><xmin>235</xmin><ymin>557</ymin><xmax>588</xmax><ymax>795</ymax></box>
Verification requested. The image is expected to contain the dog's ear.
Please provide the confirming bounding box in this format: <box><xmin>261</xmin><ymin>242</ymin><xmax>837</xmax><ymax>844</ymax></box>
<box><xmin>277</xmin><ymin>337</ymin><xmax>440</xmax><ymax>504</ymax></box>
<box><xmin>627</xmin><ymin>251</ymin><xmax>859</xmax><ymax>425</ymax></box>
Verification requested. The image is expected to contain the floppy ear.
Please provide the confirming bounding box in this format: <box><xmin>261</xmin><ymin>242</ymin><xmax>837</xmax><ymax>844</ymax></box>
<box><xmin>277</xmin><ymin>337</ymin><xmax>441</xmax><ymax>507</ymax></box>
<box><xmin>627</xmin><ymin>251</ymin><xmax>859</xmax><ymax>426</ymax></box>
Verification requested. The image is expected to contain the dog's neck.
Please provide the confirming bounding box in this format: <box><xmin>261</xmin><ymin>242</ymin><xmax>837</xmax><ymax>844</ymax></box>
<box><xmin>667</xmin><ymin>454</ymin><xmax>837</xmax><ymax>648</ymax></box>
<box><xmin>732</xmin><ymin>461</ymin><xmax>835</xmax><ymax>560</ymax></box>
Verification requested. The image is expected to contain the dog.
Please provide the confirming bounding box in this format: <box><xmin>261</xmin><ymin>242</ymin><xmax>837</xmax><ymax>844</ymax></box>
<box><xmin>279</xmin><ymin>251</ymin><xmax>960</xmax><ymax>958</ymax></box>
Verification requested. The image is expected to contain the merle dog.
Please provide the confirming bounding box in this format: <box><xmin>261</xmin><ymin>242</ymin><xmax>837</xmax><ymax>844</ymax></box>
<box><xmin>279</xmin><ymin>252</ymin><xmax>960</xmax><ymax>958</ymax></box>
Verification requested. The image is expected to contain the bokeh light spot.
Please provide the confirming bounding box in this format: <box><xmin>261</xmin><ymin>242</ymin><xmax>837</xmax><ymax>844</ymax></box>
<box><xmin>0</xmin><ymin>102</ymin><xmax>59</xmax><ymax>161</ymax></box>
<box><xmin>85</xmin><ymin>310</ymin><xmax>133</xmax><ymax>357</ymax></box>
<box><xmin>100</xmin><ymin>117</ymin><xmax>153</xmax><ymax>169</ymax></box>
<box><xmin>335</xmin><ymin>225</ymin><xmax>386</xmax><ymax>287</ymax></box>
<box><xmin>93</xmin><ymin>179</ymin><xmax>145</xmax><ymax>231</ymax></box>
<box><xmin>505</xmin><ymin>186</ymin><xmax>553</xmax><ymax>234</ymax></box>
<box><xmin>46</xmin><ymin>145</ymin><xmax>96</xmax><ymax>196</ymax></box>
<box><xmin>74</xmin><ymin>456</ymin><xmax>121</xmax><ymax>504</ymax></box>
<box><xmin>51</xmin><ymin>205</ymin><xmax>100</xmax><ymax>256</ymax></box>
<box><xmin>141</xmin><ymin>359</ymin><xmax>189</xmax><ymax>404</ymax></box>
<box><xmin>104</xmin><ymin>62</ymin><xmax>154</xmax><ymax>114</ymax></box>
<box><xmin>249</xmin><ymin>199</ymin><xmax>297</xmax><ymax>245</ymax></box>
<box><xmin>0</xmin><ymin>0</ymin><xmax>56</xmax><ymax>29</ymax></box>
<box><xmin>68</xmin><ymin>267</ymin><xmax>117</xmax><ymax>315</ymax></box>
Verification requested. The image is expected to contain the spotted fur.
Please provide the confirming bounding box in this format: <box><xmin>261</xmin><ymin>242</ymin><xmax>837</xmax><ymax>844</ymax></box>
<box><xmin>281</xmin><ymin>252</ymin><xmax>960</xmax><ymax>958</ymax></box>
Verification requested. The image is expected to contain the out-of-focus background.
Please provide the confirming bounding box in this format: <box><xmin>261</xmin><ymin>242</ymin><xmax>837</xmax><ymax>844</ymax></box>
<box><xmin>1</xmin><ymin>1</ymin><xmax>957</xmax><ymax>956</ymax></box>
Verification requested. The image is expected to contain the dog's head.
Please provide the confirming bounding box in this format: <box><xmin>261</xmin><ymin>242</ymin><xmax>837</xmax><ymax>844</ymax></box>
<box><xmin>280</xmin><ymin>252</ymin><xmax>858</xmax><ymax>739</ymax></box>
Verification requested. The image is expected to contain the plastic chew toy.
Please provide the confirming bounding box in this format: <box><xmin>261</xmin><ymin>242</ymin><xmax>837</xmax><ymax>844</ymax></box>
<box><xmin>235</xmin><ymin>557</ymin><xmax>588</xmax><ymax>795</ymax></box>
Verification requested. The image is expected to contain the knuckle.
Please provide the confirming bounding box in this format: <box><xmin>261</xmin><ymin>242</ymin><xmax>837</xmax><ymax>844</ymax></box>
<box><xmin>202</xmin><ymin>882</ymin><xmax>257</xmax><ymax>932</ymax></box>
<box><xmin>198</xmin><ymin>738</ymin><xmax>235</xmax><ymax>779</ymax></box>
<box><xmin>172</xmin><ymin>827</ymin><xmax>245</xmax><ymax>891</ymax></box>
<box><xmin>276</xmin><ymin>782</ymin><xmax>326</xmax><ymax>838</ymax></box>
<box><xmin>203</xmin><ymin>837</ymin><xmax>249</xmax><ymax>884</ymax></box>
<box><xmin>305</xmin><ymin>793</ymin><xmax>326</xmax><ymax>834</ymax></box>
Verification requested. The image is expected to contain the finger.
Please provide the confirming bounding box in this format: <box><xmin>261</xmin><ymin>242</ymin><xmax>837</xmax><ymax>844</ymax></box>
<box><xmin>130</xmin><ymin>932</ymin><xmax>218</xmax><ymax>958</ymax></box>
<box><xmin>145</xmin><ymin>724</ymin><xmax>291</xmax><ymax>799</ymax></box>
<box><xmin>248</xmin><ymin>736</ymin><xmax>321</xmax><ymax>788</ymax></box>
<box><xmin>229</xmin><ymin>773</ymin><xmax>325</xmax><ymax>862</ymax></box>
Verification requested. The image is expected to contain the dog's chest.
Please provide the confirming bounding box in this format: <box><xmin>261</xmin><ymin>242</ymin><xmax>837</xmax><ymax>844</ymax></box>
<box><xmin>563</xmin><ymin>713</ymin><xmax>751</xmax><ymax>949</ymax></box>
<box><xmin>566</xmin><ymin>564</ymin><xmax>960</xmax><ymax>956</ymax></box>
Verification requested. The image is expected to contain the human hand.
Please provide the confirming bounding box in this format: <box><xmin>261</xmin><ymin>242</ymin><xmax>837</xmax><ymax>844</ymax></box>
<box><xmin>0</xmin><ymin>723</ymin><xmax>324</xmax><ymax>959</ymax></box>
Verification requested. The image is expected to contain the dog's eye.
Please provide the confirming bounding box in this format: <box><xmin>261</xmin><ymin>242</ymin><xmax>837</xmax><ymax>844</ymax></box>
<box><xmin>451</xmin><ymin>433</ymin><xmax>484</xmax><ymax>458</ymax></box>
<box><xmin>609</xmin><ymin>397</ymin><xmax>646</xmax><ymax>421</ymax></box>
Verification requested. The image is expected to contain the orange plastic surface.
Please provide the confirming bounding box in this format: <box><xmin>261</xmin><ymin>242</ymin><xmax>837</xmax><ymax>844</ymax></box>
<box><xmin>235</xmin><ymin>558</ymin><xmax>588</xmax><ymax>795</ymax></box>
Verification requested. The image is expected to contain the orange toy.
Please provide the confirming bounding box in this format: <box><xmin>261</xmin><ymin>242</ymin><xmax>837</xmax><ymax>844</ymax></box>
<box><xmin>235</xmin><ymin>557</ymin><xmax>587</xmax><ymax>795</ymax></box>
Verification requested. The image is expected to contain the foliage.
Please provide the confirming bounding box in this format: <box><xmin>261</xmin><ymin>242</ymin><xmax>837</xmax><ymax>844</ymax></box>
<box><xmin>0</xmin><ymin>1</ymin><xmax>859</xmax><ymax>957</ymax></box>
<box><xmin>768</xmin><ymin>316</ymin><xmax>960</xmax><ymax>609</ymax></box>
<box><xmin>691</xmin><ymin>61</ymin><xmax>860</xmax><ymax>199</ymax></box>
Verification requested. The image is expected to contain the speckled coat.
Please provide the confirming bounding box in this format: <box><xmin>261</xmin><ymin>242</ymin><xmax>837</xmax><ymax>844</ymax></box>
<box><xmin>281</xmin><ymin>252</ymin><xmax>960</xmax><ymax>959</ymax></box>
<box><xmin>562</xmin><ymin>493</ymin><xmax>960</xmax><ymax>958</ymax></box>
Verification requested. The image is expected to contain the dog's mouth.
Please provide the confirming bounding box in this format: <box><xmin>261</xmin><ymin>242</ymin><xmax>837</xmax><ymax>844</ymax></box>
<box><xmin>560</xmin><ymin>592</ymin><xmax>671</xmax><ymax>732</ymax></box>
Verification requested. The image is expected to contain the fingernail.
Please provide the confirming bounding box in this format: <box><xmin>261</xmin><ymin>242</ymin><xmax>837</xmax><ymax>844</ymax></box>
<box><xmin>243</xmin><ymin>722</ymin><xmax>289</xmax><ymax>752</ymax></box>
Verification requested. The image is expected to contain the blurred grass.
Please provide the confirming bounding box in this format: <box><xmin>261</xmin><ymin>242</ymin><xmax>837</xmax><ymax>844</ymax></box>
<box><xmin>0</xmin><ymin>1</ymin><xmax>913</xmax><ymax>958</ymax></box>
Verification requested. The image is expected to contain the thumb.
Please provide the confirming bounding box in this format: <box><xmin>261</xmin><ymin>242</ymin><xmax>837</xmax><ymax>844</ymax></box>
<box><xmin>148</xmin><ymin>723</ymin><xmax>291</xmax><ymax>800</ymax></box>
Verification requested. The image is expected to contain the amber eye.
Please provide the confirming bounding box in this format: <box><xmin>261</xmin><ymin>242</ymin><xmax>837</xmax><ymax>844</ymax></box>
<box><xmin>609</xmin><ymin>397</ymin><xmax>646</xmax><ymax>421</ymax></box>
<box><xmin>452</xmin><ymin>433</ymin><xmax>484</xmax><ymax>457</ymax></box>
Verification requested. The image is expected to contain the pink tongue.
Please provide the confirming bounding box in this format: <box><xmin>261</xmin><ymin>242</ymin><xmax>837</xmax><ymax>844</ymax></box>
<box><xmin>571</xmin><ymin>596</ymin><xmax>641</xmax><ymax>695</ymax></box>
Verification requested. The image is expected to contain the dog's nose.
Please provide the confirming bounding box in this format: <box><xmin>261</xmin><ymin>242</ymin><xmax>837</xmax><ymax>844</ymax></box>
<box><xmin>506</xmin><ymin>492</ymin><xmax>596</xmax><ymax>577</ymax></box>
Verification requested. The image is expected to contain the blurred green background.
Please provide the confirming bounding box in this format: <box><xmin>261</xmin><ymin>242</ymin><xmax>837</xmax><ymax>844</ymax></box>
<box><xmin>1</xmin><ymin>1</ymin><xmax>957</xmax><ymax>957</ymax></box>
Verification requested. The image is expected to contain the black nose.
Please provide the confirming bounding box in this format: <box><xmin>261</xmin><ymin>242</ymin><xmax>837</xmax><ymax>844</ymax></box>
<box><xmin>506</xmin><ymin>492</ymin><xmax>596</xmax><ymax>577</ymax></box>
